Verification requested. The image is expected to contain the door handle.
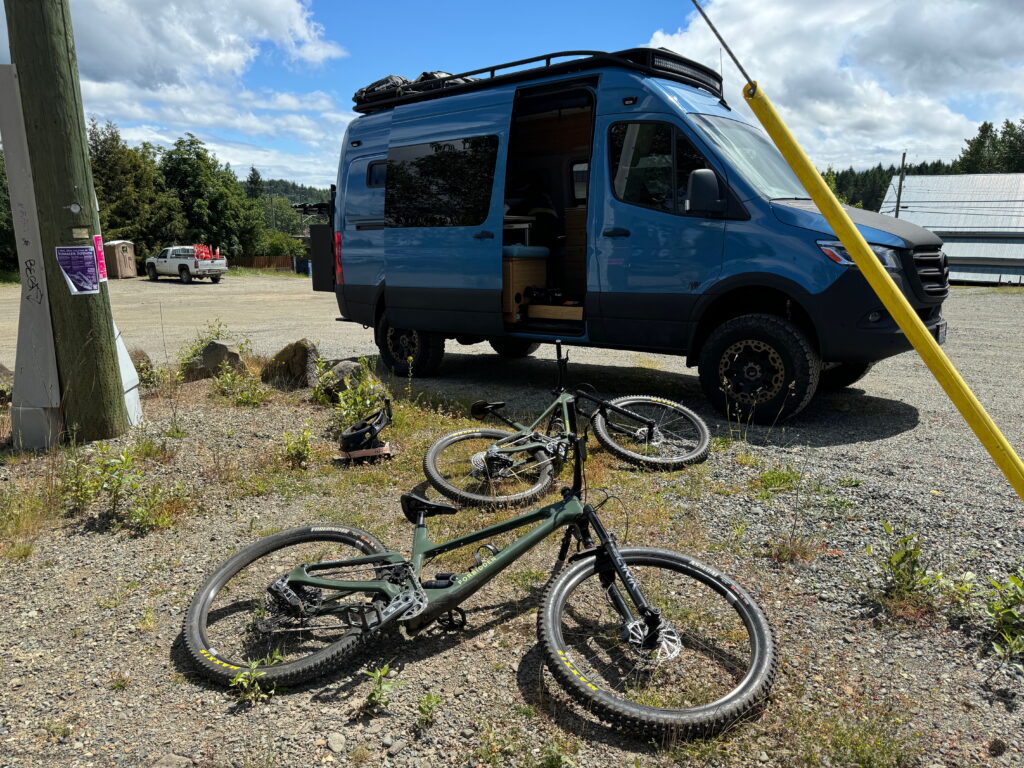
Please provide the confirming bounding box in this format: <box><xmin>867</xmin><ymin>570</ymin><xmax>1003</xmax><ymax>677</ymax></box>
<box><xmin>602</xmin><ymin>228</ymin><xmax>630</xmax><ymax>238</ymax></box>
<box><xmin>473</xmin><ymin>230</ymin><xmax>495</xmax><ymax>239</ymax></box>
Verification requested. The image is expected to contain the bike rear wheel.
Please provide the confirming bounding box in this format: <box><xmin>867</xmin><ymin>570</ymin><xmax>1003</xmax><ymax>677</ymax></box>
<box><xmin>591</xmin><ymin>395</ymin><xmax>710</xmax><ymax>469</ymax></box>
<box><xmin>183</xmin><ymin>525</ymin><xmax>389</xmax><ymax>686</ymax></box>
<box><xmin>538</xmin><ymin>547</ymin><xmax>776</xmax><ymax>738</ymax></box>
<box><xmin>423</xmin><ymin>428</ymin><xmax>555</xmax><ymax>507</ymax></box>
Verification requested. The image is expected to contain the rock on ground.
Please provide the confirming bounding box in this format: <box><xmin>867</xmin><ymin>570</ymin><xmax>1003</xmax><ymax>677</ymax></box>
<box><xmin>261</xmin><ymin>338</ymin><xmax>319</xmax><ymax>389</ymax></box>
<box><xmin>183</xmin><ymin>341</ymin><xmax>243</xmax><ymax>381</ymax></box>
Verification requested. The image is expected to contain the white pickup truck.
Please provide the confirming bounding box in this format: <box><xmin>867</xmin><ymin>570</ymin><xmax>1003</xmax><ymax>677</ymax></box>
<box><xmin>145</xmin><ymin>245</ymin><xmax>228</xmax><ymax>283</ymax></box>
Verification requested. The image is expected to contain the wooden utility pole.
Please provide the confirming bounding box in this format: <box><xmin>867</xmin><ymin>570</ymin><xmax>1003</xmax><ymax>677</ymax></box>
<box><xmin>4</xmin><ymin>0</ymin><xmax>128</xmax><ymax>441</ymax></box>
<box><xmin>894</xmin><ymin>151</ymin><xmax>907</xmax><ymax>219</ymax></box>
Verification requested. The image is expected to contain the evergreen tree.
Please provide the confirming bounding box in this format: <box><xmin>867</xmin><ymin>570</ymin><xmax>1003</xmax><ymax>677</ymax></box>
<box><xmin>245</xmin><ymin>166</ymin><xmax>263</xmax><ymax>199</ymax></box>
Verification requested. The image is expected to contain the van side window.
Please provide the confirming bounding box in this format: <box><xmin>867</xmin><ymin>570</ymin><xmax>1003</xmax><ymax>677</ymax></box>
<box><xmin>385</xmin><ymin>135</ymin><xmax>499</xmax><ymax>227</ymax></box>
<box><xmin>367</xmin><ymin>160</ymin><xmax>387</xmax><ymax>188</ymax></box>
<box><xmin>609</xmin><ymin>122</ymin><xmax>710</xmax><ymax>216</ymax></box>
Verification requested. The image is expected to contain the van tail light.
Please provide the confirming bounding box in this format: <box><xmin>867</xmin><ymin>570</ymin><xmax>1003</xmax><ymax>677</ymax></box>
<box><xmin>334</xmin><ymin>231</ymin><xmax>344</xmax><ymax>284</ymax></box>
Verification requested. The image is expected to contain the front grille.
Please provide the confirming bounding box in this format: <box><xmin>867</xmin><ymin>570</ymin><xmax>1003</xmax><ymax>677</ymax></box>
<box><xmin>909</xmin><ymin>247</ymin><xmax>949</xmax><ymax>301</ymax></box>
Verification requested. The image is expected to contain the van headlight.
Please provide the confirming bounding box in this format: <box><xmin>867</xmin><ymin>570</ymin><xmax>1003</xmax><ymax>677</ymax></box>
<box><xmin>818</xmin><ymin>240</ymin><xmax>900</xmax><ymax>270</ymax></box>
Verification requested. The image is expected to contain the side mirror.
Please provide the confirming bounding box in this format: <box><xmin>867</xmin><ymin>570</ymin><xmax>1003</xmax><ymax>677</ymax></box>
<box><xmin>686</xmin><ymin>169</ymin><xmax>726</xmax><ymax>216</ymax></box>
<box><xmin>470</xmin><ymin>400</ymin><xmax>490</xmax><ymax>420</ymax></box>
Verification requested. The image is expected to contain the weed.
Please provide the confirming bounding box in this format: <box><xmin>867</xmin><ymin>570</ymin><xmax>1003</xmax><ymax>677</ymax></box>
<box><xmin>815</xmin><ymin>709</ymin><xmax>919</xmax><ymax>768</ymax></box>
<box><xmin>137</xmin><ymin>607</ymin><xmax>157</xmax><ymax>632</ymax></box>
<box><xmin>0</xmin><ymin>488</ymin><xmax>47</xmax><ymax>560</ymax></box>
<box><xmin>122</xmin><ymin>483</ymin><xmax>191</xmax><ymax>534</ymax></box>
<box><xmin>753</xmin><ymin>465</ymin><xmax>801</xmax><ymax>495</ymax></box>
<box><xmin>867</xmin><ymin>521</ymin><xmax>973</xmax><ymax>620</ymax></box>
<box><xmin>164</xmin><ymin>418</ymin><xmax>187</xmax><ymax>438</ymax></box>
<box><xmin>766</xmin><ymin>532</ymin><xmax>822</xmax><ymax>565</ymax></box>
<box><xmin>282</xmin><ymin>426</ymin><xmax>313</xmax><ymax>469</ymax></box>
<box><xmin>38</xmin><ymin>718</ymin><xmax>73</xmax><ymax>740</ymax></box>
<box><xmin>710</xmin><ymin>435</ymin><xmax>733</xmax><ymax>453</ymax></box>
<box><xmin>837</xmin><ymin>476</ymin><xmax>862</xmax><ymax>488</ymax></box>
<box><xmin>229</xmin><ymin>650</ymin><xmax>283</xmax><ymax>706</ymax></box>
<box><xmin>108</xmin><ymin>671</ymin><xmax>132</xmax><ymax>690</ymax></box>
<box><xmin>348</xmin><ymin>745</ymin><xmax>374</xmax><ymax>766</ymax></box>
<box><xmin>361</xmin><ymin>663</ymin><xmax>399</xmax><ymax>712</ymax></box>
<box><xmin>212</xmin><ymin>362</ymin><xmax>271</xmax><ymax>407</ymax></box>
<box><xmin>514</xmin><ymin>704</ymin><xmax>537</xmax><ymax>718</ymax></box>
<box><xmin>415</xmin><ymin>691</ymin><xmax>442</xmax><ymax>732</ymax></box>
<box><xmin>130</xmin><ymin>348</ymin><xmax>161</xmax><ymax>390</ymax></box>
<box><xmin>984</xmin><ymin>567</ymin><xmax>1024</xmax><ymax>672</ymax></box>
<box><xmin>333</xmin><ymin>357</ymin><xmax>389</xmax><ymax>429</ymax></box>
<box><xmin>735</xmin><ymin>450</ymin><xmax>761</xmax><ymax>468</ymax></box>
<box><xmin>131</xmin><ymin>436</ymin><xmax>175</xmax><ymax>462</ymax></box>
<box><xmin>532</xmin><ymin>737</ymin><xmax>580</xmax><ymax>768</ymax></box>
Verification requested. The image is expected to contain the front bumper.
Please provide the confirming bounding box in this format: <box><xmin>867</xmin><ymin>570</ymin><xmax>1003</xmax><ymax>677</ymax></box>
<box><xmin>810</xmin><ymin>268</ymin><xmax>946</xmax><ymax>363</ymax></box>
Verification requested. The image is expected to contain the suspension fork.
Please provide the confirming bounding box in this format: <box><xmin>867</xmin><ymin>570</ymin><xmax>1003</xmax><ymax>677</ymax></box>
<box><xmin>585</xmin><ymin>505</ymin><xmax>662</xmax><ymax>635</ymax></box>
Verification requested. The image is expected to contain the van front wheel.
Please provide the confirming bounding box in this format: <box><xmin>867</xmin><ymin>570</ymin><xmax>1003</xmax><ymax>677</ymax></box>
<box><xmin>698</xmin><ymin>314</ymin><xmax>820</xmax><ymax>424</ymax></box>
<box><xmin>375</xmin><ymin>313</ymin><xmax>445</xmax><ymax>377</ymax></box>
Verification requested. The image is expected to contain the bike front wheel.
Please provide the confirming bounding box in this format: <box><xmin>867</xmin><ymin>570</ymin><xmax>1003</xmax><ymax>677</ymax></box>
<box><xmin>591</xmin><ymin>395</ymin><xmax>710</xmax><ymax>469</ymax></box>
<box><xmin>183</xmin><ymin>525</ymin><xmax>389</xmax><ymax>686</ymax></box>
<box><xmin>423</xmin><ymin>428</ymin><xmax>556</xmax><ymax>507</ymax></box>
<box><xmin>538</xmin><ymin>547</ymin><xmax>776</xmax><ymax>738</ymax></box>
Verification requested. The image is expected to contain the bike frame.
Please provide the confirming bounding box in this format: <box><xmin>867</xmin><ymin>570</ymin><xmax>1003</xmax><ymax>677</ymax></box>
<box><xmin>282</xmin><ymin>407</ymin><xmax>660</xmax><ymax>636</ymax></box>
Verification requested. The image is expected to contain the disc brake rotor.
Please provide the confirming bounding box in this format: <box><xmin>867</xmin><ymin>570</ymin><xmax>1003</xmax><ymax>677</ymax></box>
<box><xmin>626</xmin><ymin>619</ymin><xmax>682</xmax><ymax>664</ymax></box>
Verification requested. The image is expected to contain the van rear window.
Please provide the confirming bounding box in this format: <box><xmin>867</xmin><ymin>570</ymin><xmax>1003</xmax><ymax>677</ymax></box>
<box><xmin>385</xmin><ymin>135</ymin><xmax>498</xmax><ymax>227</ymax></box>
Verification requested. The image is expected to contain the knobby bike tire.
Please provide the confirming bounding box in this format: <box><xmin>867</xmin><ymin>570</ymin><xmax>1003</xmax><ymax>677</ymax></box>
<box><xmin>183</xmin><ymin>525</ymin><xmax>388</xmax><ymax>687</ymax></box>
<box><xmin>537</xmin><ymin>547</ymin><xmax>777</xmax><ymax>739</ymax></box>
<box><xmin>423</xmin><ymin>428</ymin><xmax>555</xmax><ymax>507</ymax></box>
<box><xmin>591</xmin><ymin>395</ymin><xmax>711</xmax><ymax>469</ymax></box>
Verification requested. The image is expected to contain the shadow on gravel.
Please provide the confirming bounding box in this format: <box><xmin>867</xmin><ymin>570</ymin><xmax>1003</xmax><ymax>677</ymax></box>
<box><xmin>394</xmin><ymin>351</ymin><xmax>921</xmax><ymax>448</ymax></box>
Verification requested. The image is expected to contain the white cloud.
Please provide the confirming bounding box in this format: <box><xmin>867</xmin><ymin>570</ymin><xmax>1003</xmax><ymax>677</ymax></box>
<box><xmin>0</xmin><ymin>0</ymin><xmax>347</xmax><ymax>184</ymax></box>
<box><xmin>650</xmin><ymin>0</ymin><xmax>1024</xmax><ymax>169</ymax></box>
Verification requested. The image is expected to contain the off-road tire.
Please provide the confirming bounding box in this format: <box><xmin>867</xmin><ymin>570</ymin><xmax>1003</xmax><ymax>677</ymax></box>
<box><xmin>179</xmin><ymin>267</ymin><xmax>192</xmax><ymax>284</ymax></box>
<box><xmin>423</xmin><ymin>428</ymin><xmax>555</xmax><ymax>507</ymax></box>
<box><xmin>183</xmin><ymin>525</ymin><xmax>387</xmax><ymax>687</ymax></box>
<box><xmin>489</xmin><ymin>339</ymin><xmax>540</xmax><ymax>358</ymax></box>
<box><xmin>592</xmin><ymin>395</ymin><xmax>710</xmax><ymax>469</ymax></box>
<box><xmin>538</xmin><ymin>547</ymin><xmax>777</xmax><ymax>739</ymax></box>
<box><xmin>698</xmin><ymin>313</ymin><xmax>820</xmax><ymax>424</ymax></box>
<box><xmin>375</xmin><ymin>312</ymin><xmax>445</xmax><ymax>376</ymax></box>
<box><xmin>818</xmin><ymin>361</ymin><xmax>874</xmax><ymax>391</ymax></box>
<box><xmin>146</xmin><ymin>264</ymin><xmax>158</xmax><ymax>281</ymax></box>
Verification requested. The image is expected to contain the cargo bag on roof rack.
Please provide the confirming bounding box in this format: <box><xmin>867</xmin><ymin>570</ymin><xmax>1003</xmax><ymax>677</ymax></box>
<box><xmin>353</xmin><ymin>74</ymin><xmax>411</xmax><ymax>105</ymax></box>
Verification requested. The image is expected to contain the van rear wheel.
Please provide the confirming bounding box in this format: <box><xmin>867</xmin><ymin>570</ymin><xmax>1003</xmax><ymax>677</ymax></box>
<box><xmin>375</xmin><ymin>313</ymin><xmax>444</xmax><ymax>377</ymax></box>
<box><xmin>489</xmin><ymin>339</ymin><xmax>540</xmax><ymax>358</ymax></box>
<box><xmin>698</xmin><ymin>313</ymin><xmax>820</xmax><ymax>425</ymax></box>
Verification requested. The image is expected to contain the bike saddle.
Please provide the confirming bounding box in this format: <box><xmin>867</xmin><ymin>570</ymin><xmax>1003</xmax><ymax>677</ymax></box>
<box><xmin>470</xmin><ymin>400</ymin><xmax>505</xmax><ymax>420</ymax></box>
<box><xmin>400</xmin><ymin>493</ymin><xmax>457</xmax><ymax>524</ymax></box>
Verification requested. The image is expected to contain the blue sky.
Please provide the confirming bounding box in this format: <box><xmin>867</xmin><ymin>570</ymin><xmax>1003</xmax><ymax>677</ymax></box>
<box><xmin>2</xmin><ymin>0</ymin><xmax>1023</xmax><ymax>188</ymax></box>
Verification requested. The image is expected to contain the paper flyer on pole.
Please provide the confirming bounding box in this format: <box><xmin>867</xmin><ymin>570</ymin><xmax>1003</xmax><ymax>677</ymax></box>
<box><xmin>93</xmin><ymin>235</ymin><xmax>108</xmax><ymax>281</ymax></box>
<box><xmin>55</xmin><ymin>245</ymin><xmax>100</xmax><ymax>295</ymax></box>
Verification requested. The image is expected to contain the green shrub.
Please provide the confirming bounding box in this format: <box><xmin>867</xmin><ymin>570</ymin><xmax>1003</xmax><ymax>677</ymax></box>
<box><xmin>333</xmin><ymin>357</ymin><xmax>388</xmax><ymax>430</ymax></box>
<box><xmin>282</xmin><ymin>427</ymin><xmax>313</xmax><ymax>470</ymax></box>
<box><xmin>985</xmin><ymin>568</ymin><xmax>1024</xmax><ymax>671</ymax></box>
<box><xmin>212</xmin><ymin>362</ymin><xmax>271</xmax><ymax>407</ymax></box>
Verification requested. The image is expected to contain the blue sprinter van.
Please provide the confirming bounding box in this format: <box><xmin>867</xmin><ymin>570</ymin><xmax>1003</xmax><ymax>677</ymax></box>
<box><xmin>311</xmin><ymin>49</ymin><xmax>948</xmax><ymax>422</ymax></box>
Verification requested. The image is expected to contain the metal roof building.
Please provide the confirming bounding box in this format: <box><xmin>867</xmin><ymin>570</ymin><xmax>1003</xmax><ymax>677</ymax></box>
<box><xmin>879</xmin><ymin>173</ymin><xmax>1024</xmax><ymax>285</ymax></box>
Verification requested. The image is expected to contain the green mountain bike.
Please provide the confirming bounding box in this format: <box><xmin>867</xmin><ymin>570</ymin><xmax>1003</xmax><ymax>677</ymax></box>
<box><xmin>423</xmin><ymin>341</ymin><xmax>711</xmax><ymax>507</ymax></box>
<box><xmin>182</xmin><ymin>403</ymin><xmax>775</xmax><ymax>738</ymax></box>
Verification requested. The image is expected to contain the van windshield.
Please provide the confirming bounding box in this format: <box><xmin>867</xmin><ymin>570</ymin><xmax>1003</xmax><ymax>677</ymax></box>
<box><xmin>692</xmin><ymin>114</ymin><xmax>807</xmax><ymax>200</ymax></box>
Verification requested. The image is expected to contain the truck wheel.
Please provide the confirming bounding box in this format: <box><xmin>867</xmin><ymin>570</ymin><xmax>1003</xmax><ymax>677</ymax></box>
<box><xmin>210</xmin><ymin>275</ymin><xmax>222</xmax><ymax>284</ymax></box>
<box><xmin>698</xmin><ymin>313</ymin><xmax>820</xmax><ymax>424</ymax></box>
<box><xmin>489</xmin><ymin>339</ymin><xmax>540</xmax><ymax>358</ymax></box>
<box><xmin>818</xmin><ymin>362</ymin><xmax>873</xmax><ymax>391</ymax></box>
<box><xmin>179</xmin><ymin>268</ymin><xmax>192</xmax><ymax>284</ymax></box>
<box><xmin>146</xmin><ymin>264</ymin><xmax>158</xmax><ymax>281</ymax></box>
<box><xmin>375</xmin><ymin>313</ymin><xmax>444</xmax><ymax>377</ymax></box>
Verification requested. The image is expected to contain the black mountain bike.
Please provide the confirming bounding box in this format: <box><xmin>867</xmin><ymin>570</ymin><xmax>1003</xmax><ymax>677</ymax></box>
<box><xmin>423</xmin><ymin>341</ymin><xmax>711</xmax><ymax>507</ymax></box>
<box><xmin>183</xmin><ymin>399</ymin><xmax>774</xmax><ymax>738</ymax></box>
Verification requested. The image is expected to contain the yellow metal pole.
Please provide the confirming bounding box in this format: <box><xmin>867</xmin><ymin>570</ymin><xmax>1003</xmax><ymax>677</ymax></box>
<box><xmin>744</xmin><ymin>83</ymin><xmax>1024</xmax><ymax>501</ymax></box>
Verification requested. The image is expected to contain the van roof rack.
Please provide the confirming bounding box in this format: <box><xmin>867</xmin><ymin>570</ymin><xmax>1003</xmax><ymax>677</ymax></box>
<box><xmin>352</xmin><ymin>48</ymin><xmax>724</xmax><ymax>114</ymax></box>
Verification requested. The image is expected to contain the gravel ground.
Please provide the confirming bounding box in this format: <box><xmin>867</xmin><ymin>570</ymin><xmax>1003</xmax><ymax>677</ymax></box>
<box><xmin>0</xmin><ymin>282</ymin><xmax>1022</xmax><ymax>767</ymax></box>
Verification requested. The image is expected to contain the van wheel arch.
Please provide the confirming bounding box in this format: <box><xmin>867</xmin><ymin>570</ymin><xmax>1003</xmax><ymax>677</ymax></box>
<box><xmin>688</xmin><ymin>285</ymin><xmax>818</xmax><ymax>366</ymax></box>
